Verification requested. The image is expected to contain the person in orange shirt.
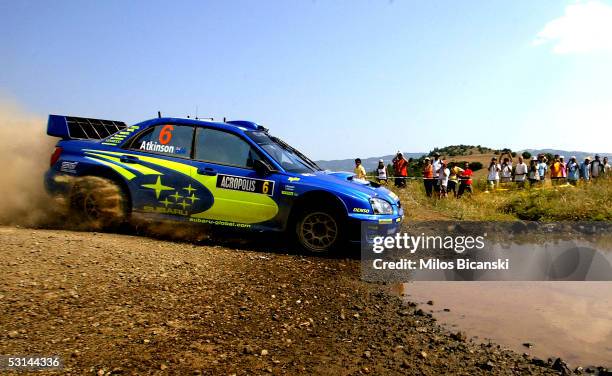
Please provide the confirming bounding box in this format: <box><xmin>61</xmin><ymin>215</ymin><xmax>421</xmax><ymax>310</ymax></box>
<box><xmin>550</xmin><ymin>154</ymin><xmax>563</xmax><ymax>185</ymax></box>
<box><xmin>392</xmin><ymin>152</ymin><xmax>408</xmax><ymax>188</ymax></box>
<box><xmin>423</xmin><ymin>157</ymin><xmax>434</xmax><ymax>197</ymax></box>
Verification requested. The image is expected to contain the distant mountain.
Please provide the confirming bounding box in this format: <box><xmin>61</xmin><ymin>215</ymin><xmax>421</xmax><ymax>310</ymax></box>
<box><xmin>522</xmin><ymin>149</ymin><xmax>610</xmax><ymax>161</ymax></box>
<box><xmin>316</xmin><ymin>152</ymin><xmax>425</xmax><ymax>172</ymax></box>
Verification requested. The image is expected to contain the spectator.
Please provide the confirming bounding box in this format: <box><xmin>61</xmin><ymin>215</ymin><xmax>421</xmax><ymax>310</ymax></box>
<box><xmin>550</xmin><ymin>154</ymin><xmax>563</xmax><ymax>185</ymax></box>
<box><xmin>448</xmin><ymin>164</ymin><xmax>464</xmax><ymax>198</ymax></box>
<box><xmin>432</xmin><ymin>152</ymin><xmax>442</xmax><ymax>194</ymax></box>
<box><xmin>559</xmin><ymin>156</ymin><xmax>567</xmax><ymax>180</ymax></box>
<box><xmin>500</xmin><ymin>157</ymin><xmax>513</xmax><ymax>183</ymax></box>
<box><xmin>376</xmin><ymin>159</ymin><xmax>387</xmax><ymax>184</ymax></box>
<box><xmin>580</xmin><ymin>157</ymin><xmax>591</xmax><ymax>182</ymax></box>
<box><xmin>423</xmin><ymin>157</ymin><xmax>434</xmax><ymax>197</ymax></box>
<box><xmin>567</xmin><ymin>156</ymin><xmax>580</xmax><ymax>185</ymax></box>
<box><xmin>537</xmin><ymin>155</ymin><xmax>548</xmax><ymax>182</ymax></box>
<box><xmin>392</xmin><ymin>152</ymin><xmax>408</xmax><ymax>188</ymax></box>
<box><xmin>438</xmin><ymin>160</ymin><xmax>450</xmax><ymax>198</ymax></box>
<box><xmin>514</xmin><ymin>156</ymin><xmax>528</xmax><ymax>188</ymax></box>
<box><xmin>487</xmin><ymin>157</ymin><xmax>501</xmax><ymax>191</ymax></box>
<box><xmin>604</xmin><ymin>157</ymin><xmax>611</xmax><ymax>175</ymax></box>
<box><xmin>528</xmin><ymin>157</ymin><xmax>540</xmax><ymax>186</ymax></box>
<box><xmin>354</xmin><ymin>158</ymin><xmax>367</xmax><ymax>180</ymax></box>
<box><xmin>591</xmin><ymin>155</ymin><xmax>603</xmax><ymax>179</ymax></box>
<box><xmin>457</xmin><ymin>162</ymin><xmax>473</xmax><ymax>198</ymax></box>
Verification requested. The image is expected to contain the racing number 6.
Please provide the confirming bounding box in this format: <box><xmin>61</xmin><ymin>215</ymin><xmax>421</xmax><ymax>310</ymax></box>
<box><xmin>262</xmin><ymin>181</ymin><xmax>270</xmax><ymax>194</ymax></box>
<box><xmin>159</xmin><ymin>125</ymin><xmax>174</xmax><ymax>145</ymax></box>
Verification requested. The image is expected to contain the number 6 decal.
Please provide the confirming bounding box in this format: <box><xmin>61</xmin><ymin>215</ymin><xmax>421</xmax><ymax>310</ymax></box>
<box><xmin>159</xmin><ymin>124</ymin><xmax>174</xmax><ymax>145</ymax></box>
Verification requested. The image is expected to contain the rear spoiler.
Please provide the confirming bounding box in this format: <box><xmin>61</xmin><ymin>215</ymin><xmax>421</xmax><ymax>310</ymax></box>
<box><xmin>47</xmin><ymin>115</ymin><xmax>127</xmax><ymax>140</ymax></box>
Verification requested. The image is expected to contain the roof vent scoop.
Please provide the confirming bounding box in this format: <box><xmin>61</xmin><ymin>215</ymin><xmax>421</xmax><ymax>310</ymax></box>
<box><xmin>225</xmin><ymin>120</ymin><xmax>261</xmax><ymax>130</ymax></box>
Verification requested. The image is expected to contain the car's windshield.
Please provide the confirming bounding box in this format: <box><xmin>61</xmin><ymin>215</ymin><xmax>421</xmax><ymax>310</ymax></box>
<box><xmin>248</xmin><ymin>131</ymin><xmax>321</xmax><ymax>173</ymax></box>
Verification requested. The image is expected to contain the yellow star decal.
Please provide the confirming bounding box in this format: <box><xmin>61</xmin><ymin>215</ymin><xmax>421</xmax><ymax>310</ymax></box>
<box><xmin>159</xmin><ymin>198</ymin><xmax>172</xmax><ymax>208</ymax></box>
<box><xmin>186</xmin><ymin>193</ymin><xmax>199</xmax><ymax>203</ymax></box>
<box><xmin>183</xmin><ymin>184</ymin><xmax>196</xmax><ymax>194</ymax></box>
<box><xmin>169</xmin><ymin>191</ymin><xmax>183</xmax><ymax>201</ymax></box>
<box><xmin>177</xmin><ymin>200</ymin><xmax>191</xmax><ymax>210</ymax></box>
<box><xmin>141</xmin><ymin>176</ymin><xmax>174</xmax><ymax>199</ymax></box>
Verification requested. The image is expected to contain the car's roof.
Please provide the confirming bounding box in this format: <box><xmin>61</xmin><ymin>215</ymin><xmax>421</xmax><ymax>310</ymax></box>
<box><xmin>132</xmin><ymin>117</ymin><xmax>263</xmax><ymax>135</ymax></box>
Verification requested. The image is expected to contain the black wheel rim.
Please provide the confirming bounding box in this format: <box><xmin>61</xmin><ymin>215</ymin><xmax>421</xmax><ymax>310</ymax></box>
<box><xmin>300</xmin><ymin>212</ymin><xmax>338</xmax><ymax>252</ymax></box>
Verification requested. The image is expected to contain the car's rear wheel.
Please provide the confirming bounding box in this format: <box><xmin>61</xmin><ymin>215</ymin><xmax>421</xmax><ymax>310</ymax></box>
<box><xmin>69</xmin><ymin>176</ymin><xmax>129</xmax><ymax>229</ymax></box>
<box><xmin>295</xmin><ymin>208</ymin><xmax>344</xmax><ymax>254</ymax></box>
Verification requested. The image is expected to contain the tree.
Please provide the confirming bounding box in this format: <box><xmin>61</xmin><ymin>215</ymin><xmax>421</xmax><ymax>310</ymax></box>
<box><xmin>521</xmin><ymin>151</ymin><xmax>531</xmax><ymax>159</ymax></box>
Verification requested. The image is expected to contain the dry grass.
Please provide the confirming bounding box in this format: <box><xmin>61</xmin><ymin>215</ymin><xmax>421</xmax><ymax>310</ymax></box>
<box><xmin>392</xmin><ymin>177</ymin><xmax>612</xmax><ymax>221</ymax></box>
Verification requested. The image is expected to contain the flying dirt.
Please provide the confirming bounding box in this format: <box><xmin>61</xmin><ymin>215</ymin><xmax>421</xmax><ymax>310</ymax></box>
<box><xmin>0</xmin><ymin>97</ymin><xmax>60</xmax><ymax>226</ymax></box>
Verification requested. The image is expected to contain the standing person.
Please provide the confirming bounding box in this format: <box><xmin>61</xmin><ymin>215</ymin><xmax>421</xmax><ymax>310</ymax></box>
<box><xmin>580</xmin><ymin>157</ymin><xmax>591</xmax><ymax>182</ymax></box>
<box><xmin>591</xmin><ymin>155</ymin><xmax>603</xmax><ymax>179</ymax></box>
<box><xmin>438</xmin><ymin>160</ymin><xmax>450</xmax><ymax>198</ymax></box>
<box><xmin>500</xmin><ymin>157</ymin><xmax>513</xmax><ymax>184</ymax></box>
<box><xmin>376</xmin><ymin>159</ymin><xmax>387</xmax><ymax>184</ymax></box>
<box><xmin>457</xmin><ymin>162</ymin><xmax>473</xmax><ymax>198</ymax></box>
<box><xmin>392</xmin><ymin>152</ymin><xmax>408</xmax><ymax>188</ymax></box>
<box><xmin>603</xmin><ymin>157</ymin><xmax>611</xmax><ymax>175</ymax></box>
<box><xmin>487</xmin><ymin>157</ymin><xmax>501</xmax><ymax>191</ymax></box>
<box><xmin>423</xmin><ymin>157</ymin><xmax>434</xmax><ymax>197</ymax></box>
<box><xmin>559</xmin><ymin>156</ymin><xmax>567</xmax><ymax>182</ymax></box>
<box><xmin>432</xmin><ymin>152</ymin><xmax>442</xmax><ymax>195</ymax></box>
<box><xmin>537</xmin><ymin>155</ymin><xmax>548</xmax><ymax>183</ymax></box>
<box><xmin>354</xmin><ymin>158</ymin><xmax>367</xmax><ymax>180</ymax></box>
<box><xmin>514</xmin><ymin>156</ymin><xmax>528</xmax><ymax>188</ymax></box>
<box><xmin>550</xmin><ymin>155</ymin><xmax>562</xmax><ymax>186</ymax></box>
<box><xmin>448</xmin><ymin>164</ymin><xmax>464</xmax><ymax>198</ymax></box>
<box><xmin>567</xmin><ymin>156</ymin><xmax>580</xmax><ymax>185</ymax></box>
<box><xmin>528</xmin><ymin>157</ymin><xmax>540</xmax><ymax>186</ymax></box>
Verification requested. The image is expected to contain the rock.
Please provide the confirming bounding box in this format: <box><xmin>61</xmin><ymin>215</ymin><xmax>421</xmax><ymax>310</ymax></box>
<box><xmin>260</xmin><ymin>349</ymin><xmax>268</xmax><ymax>356</ymax></box>
<box><xmin>160</xmin><ymin>364</ymin><xmax>168</xmax><ymax>370</ymax></box>
<box><xmin>419</xmin><ymin>351</ymin><xmax>427</xmax><ymax>359</ymax></box>
<box><xmin>7</xmin><ymin>330</ymin><xmax>18</xmax><ymax>339</ymax></box>
<box><xmin>450</xmin><ymin>331</ymin><xmax>466</xmax><ymax>342</ymax></box>
<box><xmin>443</xmin><ymin>308</ymin><xmax>450</xmax><ymax>312</ymax></box>
<box><xmin>531</xmin><ymin>357</ymin><xmax>547</xmax><ymax>367</ymax></box>
<box><xmin>243</xmin><ymin>345</ymin><xmax>254</xmax><ymax>354</ymax></box>
<box><xmin>551</xmin><ymin>358</ymin><xmax>572</xmax><ymax>376</ymax></box>
<box><xmin>522</xmin><ymin>342</ymin><xmax>534</xmax><ymax>348</ymax></box>
<box><xmin>574</xmin><ymin>366</ymin><xmax>583</xmax><ymax>374</ymax></box>
<box><xmin>401</xmin><ymin>359</ymin><xmax>411</xmax><ymax>368</ymax></box>
<box><xmin>363</xmin><ymin>350</ymin><xmax>371</xmax><ymax>359</ymax></box>
<box><xmin>426</xmin><ymin>300</ymin><xmax>434</xmax><ymax>305</ymax></box>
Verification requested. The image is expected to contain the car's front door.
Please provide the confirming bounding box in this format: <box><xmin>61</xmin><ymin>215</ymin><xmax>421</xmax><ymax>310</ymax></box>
<box><xmin>189</xmin><ymin>127</ymin><xmax>280</xmax><ymax>225</ymax></box>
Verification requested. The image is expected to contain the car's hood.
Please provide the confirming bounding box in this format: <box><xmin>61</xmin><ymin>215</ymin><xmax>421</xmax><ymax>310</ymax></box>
<box><xmin>289</xmin><ymin>170</ymin><xmax>400</xmax><ymax>204</ymax></box>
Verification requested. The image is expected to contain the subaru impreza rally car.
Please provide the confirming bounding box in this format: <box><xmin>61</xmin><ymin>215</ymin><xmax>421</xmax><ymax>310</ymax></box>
<box><xmin>45</xmin><ymin>115</ymin><xmax>403</xmax><ymax>253</ymax></box>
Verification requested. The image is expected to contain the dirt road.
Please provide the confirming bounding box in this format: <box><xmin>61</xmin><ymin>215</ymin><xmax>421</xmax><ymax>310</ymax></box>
<box><xmin>0</xmin><ymin>226</ymin><xmax>562</xmax><ymax>375</ymax></box>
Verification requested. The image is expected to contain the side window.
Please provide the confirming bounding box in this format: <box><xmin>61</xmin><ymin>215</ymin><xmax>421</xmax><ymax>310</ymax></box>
<box><xmin>195</xmin><ymin>128</ymin><xmax>261</xmax><ymax>168</ymax></box>
<box><xmin>131</xmin><ymin>124</ymin><xmax>193</xmax><ymax>157</ymax></box>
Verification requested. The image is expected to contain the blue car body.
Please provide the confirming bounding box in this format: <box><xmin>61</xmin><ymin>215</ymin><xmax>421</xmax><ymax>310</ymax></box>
<box><xmin>45</xmin><ymin>115</ymin><xmax>403</xmax><ymax>242</ymax></box>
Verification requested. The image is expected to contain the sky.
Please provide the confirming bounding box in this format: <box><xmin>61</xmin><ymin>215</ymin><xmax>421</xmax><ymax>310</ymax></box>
<box><xmin>1</xmin><ymin>0</ymin><xmax>611</xmax><ymax>160</ymax></box>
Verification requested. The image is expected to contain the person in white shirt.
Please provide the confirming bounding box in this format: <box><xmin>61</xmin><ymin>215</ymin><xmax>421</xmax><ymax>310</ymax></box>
<box><xmin>432</xmin><ymin>152</ymin><xmax>442</xmax><ymax>194</ymax></box>
<box><xmin>591</xmin><ymin>155</ymin><xmax>603</xmax><ymax>178</ymax></box>
<box><xmin>376</xmin><ymin>159</ymin><xmax>387</xmax><ymax>184</ymax></box>
<box><xmin>604</xmin><ymin>157</ymin><xmax>610</xmax><ymax>175</ymax></box>
<box><xmin>514</xmin><ymin>156</ymin><xmax>528</xmax><ymax>188</ymax></box>
<box><xmin>438</xmin><ymin>160</ymin><xmax>450</xmax><ymax>198</ymax></box>
<box><xmin>500</xmin><ymin>157</ymin><xmax>513</xmax><ymax>183</ymax></box>
<box><xmin>487</xmin><ymin>157</ymin><xmax>501</xmax><ymax>191</ymax></box>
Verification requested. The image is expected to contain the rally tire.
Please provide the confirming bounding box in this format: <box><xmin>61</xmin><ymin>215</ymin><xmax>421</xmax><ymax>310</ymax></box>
<box><xmin>295</xmin><ymin>207</ymin><xmax>345</xmax><ymax>254</ymax></box>
<box><xmin>69</xmin><ymin>176</ymin><xmax>129</xmax><ymax>229</ymax></box>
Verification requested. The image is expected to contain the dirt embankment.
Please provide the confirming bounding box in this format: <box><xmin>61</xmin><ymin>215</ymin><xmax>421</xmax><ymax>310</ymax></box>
<box><xmin>0</xmin><ymin>226</ymin><xmax>566</xmax><ymax>375</ymax></box>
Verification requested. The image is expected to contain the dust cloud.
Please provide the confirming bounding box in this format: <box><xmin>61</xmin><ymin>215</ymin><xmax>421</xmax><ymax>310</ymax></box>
<box><xmin>0</xmin><ymin>97</ymin><xmax>60</xmax><ymax>226</ymax></box>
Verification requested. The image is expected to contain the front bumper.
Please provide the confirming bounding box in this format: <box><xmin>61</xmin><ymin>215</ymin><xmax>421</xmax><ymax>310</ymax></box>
<box><xmin>347</xmin><ymin>208</ymin><xmax>404</xmax><ymax>242</ymax></box>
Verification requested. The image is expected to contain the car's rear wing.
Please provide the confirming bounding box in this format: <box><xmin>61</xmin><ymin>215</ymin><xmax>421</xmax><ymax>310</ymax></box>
<box><xmin>47</xmin><ymin>115</ymin><xmax>128</xmax><ymax>140</ymax></box>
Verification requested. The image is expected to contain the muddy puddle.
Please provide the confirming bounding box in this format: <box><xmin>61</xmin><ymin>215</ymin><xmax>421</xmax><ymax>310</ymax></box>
<box><xmin>395</xmin><ymin>228</ymin><xmax>612</xmax><ymax>367</ymax></box>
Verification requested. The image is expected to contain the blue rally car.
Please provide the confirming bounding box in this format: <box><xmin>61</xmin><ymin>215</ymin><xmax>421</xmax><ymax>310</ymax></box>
<box><xmin>45</xmin><ymin>115</ymin><xmax>403</xmax><ymax>253</ymax></box>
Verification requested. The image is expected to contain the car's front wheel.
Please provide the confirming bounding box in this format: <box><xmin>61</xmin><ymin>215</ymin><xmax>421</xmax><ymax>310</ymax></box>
<box><xmin>295</xmin><ymin>207</ymin><xmax>344</xmax><ymax>254</ymax></box>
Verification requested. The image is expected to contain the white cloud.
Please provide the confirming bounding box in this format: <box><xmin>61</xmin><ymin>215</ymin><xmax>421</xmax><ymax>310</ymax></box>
<box><xmin>534</xmin><ymin>1</ymin><xmax>612</xmax><ymax>54</ymax></box>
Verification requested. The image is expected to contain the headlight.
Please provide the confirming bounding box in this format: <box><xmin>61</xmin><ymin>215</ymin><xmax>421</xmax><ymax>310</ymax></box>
<box><xmin>369</xmin><ymin>198</ymin><xmax>393</xmax><ymax>215</ymax></box>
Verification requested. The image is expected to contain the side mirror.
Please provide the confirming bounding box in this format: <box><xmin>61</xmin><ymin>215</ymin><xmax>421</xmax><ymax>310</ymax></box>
<box><xmin>253</xmin><ymin>159</ymin><xmax>273</xmax><ymax>176</ymax></box>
